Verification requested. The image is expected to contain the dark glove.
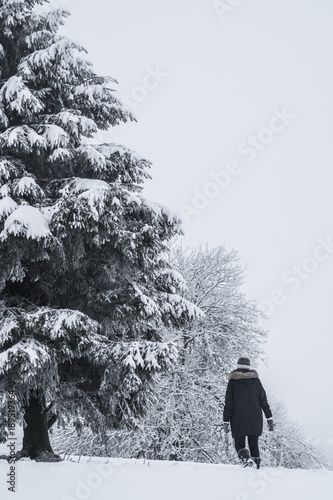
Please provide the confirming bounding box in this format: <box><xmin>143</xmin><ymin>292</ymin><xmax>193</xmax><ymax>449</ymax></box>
<box><xmin>223</xmin><ymin>422</ymin><xmax>230</xmax><ymax>434</ymax></box>
<box><xmin>267</xmin><ymin>419</ymin><xmax>274</xmax><ymax>431</ymax></box>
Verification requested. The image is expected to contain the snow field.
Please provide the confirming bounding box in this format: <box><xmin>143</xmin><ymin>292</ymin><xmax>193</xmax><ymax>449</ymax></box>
<box><xmin>0</xmin><ymin>456</ymin><xmax>332</xmax><ymax>500</ymax></box>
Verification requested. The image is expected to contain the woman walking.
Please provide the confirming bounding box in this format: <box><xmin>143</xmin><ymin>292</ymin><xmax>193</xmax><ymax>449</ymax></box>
<box><xmin>223</xmin><ymin>353</ymin><xmax>274</xmax><ymax>468</ymax></box>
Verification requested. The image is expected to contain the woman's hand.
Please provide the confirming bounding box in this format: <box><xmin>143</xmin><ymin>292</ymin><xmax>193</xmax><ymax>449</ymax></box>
<box><xmin>267</xmin><ymin>418</ymin><xmax>274</xmax><ymax>431</ymax></box>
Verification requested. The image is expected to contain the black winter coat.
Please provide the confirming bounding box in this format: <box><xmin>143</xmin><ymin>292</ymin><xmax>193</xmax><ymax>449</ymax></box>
<box><xmin>223</xmin><ymin>369</ymin><xmax>272</xmax><ymax>438</ymax></box>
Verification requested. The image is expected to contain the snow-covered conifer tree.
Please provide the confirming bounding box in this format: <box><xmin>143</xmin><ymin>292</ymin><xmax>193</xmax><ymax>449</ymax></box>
<box><xmin>0</xmin><ymin>0</ymin><xmax>199</xmax><ymax>460</ymax></box>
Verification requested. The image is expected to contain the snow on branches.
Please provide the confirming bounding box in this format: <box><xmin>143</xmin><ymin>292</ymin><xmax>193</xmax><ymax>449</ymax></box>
<box><xmin>0</xmin><ymin>75</ymin><xmax>44</xmax><ymax>117</ymax></box>
<box><xmin>0</xmin><ymin>306</ymin><xmax>109</xmax><ymax>388</ymax></box>
<box><xmin>0</xmin><ymin>205</ymin><xmax>50</xmax><ymax>241</ymax></box>
<box><xmin>113</xmin><ymin>341</ymin><xmax>178</xmax><ymax>373</ymax></box>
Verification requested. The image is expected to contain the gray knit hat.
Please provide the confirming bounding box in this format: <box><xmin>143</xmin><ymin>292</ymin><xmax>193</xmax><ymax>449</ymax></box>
<box><xmin>237</xmin><ymin>352</ymin><xmax>251</xmax><ymax>370</ymax></box>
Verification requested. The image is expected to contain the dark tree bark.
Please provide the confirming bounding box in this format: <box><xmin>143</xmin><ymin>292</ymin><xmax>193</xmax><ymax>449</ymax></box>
<box><xmin>47</xmin><ymin>414</ymin><xmax>58</xmax><ymax>430</ymax></box>
<box><xmin>19</xmin><ymin>396</ymin><xmax>60</xmax><ymax>461</ymax></box>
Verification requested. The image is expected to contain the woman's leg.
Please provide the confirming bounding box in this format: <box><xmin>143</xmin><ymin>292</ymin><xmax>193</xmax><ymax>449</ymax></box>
<box><xmin>234</xmin><ymin>436</ymin><xmax>246</xmax><ymax>454</ymax></box>
<box><xmin>234</xmin><ymin>436</ymin><xmax>252</xmax><ymax>464</ymax></box>
<box><xmin>247</xmin><ymin>435</ymin><xmax>259</xmax><ymax>457</ymax></box>
<box><xmin>248</xmin><ymin>435</ymin><xmax>261</xmax><ymax>468</ymax></box>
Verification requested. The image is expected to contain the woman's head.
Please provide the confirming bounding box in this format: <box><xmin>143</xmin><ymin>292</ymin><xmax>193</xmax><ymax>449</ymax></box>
<box><xmin>237</xmin><ymin>352</ymin><xmax>251</xmax><ymax>370</ymax></box>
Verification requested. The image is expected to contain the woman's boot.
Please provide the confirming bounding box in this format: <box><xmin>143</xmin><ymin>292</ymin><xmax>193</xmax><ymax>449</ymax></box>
<box><xmin>238</xmin><ymin>448</ymin><xmax>254</xmax><ymax>467</ymax></box>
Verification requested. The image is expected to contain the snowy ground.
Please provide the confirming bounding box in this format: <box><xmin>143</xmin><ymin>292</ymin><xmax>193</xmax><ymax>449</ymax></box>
<box><xmin>0</xmin><ymin>454</ymin><xmax>332</xmax><ymax>500</ymax></box>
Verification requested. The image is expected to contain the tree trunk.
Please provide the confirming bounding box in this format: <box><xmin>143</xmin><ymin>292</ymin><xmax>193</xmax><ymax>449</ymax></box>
<box><xmin>20</xmin><ymin>396</ymin><xmax>56</xmax><ymax>460</ymax></box>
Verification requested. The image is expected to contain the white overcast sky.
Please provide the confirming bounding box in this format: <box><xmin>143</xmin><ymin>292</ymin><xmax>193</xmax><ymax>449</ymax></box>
<box><xmin>56</xmin><ymin>0</ymin><xmax>333</xmax><ymax>460</ymax></box>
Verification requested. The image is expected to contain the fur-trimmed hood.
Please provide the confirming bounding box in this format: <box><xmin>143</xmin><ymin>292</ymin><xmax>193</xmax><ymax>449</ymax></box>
<box><xmin>229</xmin><ymin>369</ymin><xmax>258</xmax><ymax>380</ymax></box>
